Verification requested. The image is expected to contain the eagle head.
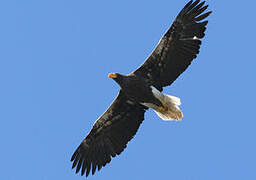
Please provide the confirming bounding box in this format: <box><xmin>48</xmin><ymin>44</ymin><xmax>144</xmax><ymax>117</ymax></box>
<box><xmin>108</xmin><ymin>73</ymin><xmax>125</xmax><ymax>85</ymax></box>
<box><xmin>108</xmin><ymin>73</ymin><xmax>119</xmax><ymax>79</ymax></box>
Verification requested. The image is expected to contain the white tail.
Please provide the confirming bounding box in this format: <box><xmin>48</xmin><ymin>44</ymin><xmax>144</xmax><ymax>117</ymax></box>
<box><xmin>154</xmin><ymin>94</ymin><xmax>183</xmax><ymax>121</ymax></box>
<box><xmin>141</xmin><ymin>86</ymin><xmax>184</xmax><ymax>121</ymax></box>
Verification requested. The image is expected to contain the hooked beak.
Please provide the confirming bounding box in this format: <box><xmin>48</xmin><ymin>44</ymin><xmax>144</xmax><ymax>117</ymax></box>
<box><xmin>108</xmin><ymin>73</ymin><xmax>117</xmax><ymax>79</ymax></box>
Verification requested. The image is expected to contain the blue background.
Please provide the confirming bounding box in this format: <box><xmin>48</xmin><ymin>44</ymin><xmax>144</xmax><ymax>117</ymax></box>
<box><xmin>1</xmin><ymin>0</ymin><xmax>255</xmax><ymax>179</ymax></box>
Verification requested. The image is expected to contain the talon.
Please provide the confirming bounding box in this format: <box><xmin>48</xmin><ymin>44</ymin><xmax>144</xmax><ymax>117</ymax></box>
<box><xmin>159</xmin><ymin>106</ymin><xmax>168</xmax><ymax>111</ymax></box>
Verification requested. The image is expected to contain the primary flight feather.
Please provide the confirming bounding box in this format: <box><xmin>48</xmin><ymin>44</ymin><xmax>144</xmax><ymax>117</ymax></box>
<box><xmin>71</xmin><ymin>0</ymin><xmax>211</xmax><ymax>177</ymax></box>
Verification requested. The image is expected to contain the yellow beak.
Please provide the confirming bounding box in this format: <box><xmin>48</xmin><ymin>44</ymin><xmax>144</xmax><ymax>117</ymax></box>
<box><xmin>108</xmin><ymin>73</ymin><xmax>117</xmax><ymax>79</ymax></box>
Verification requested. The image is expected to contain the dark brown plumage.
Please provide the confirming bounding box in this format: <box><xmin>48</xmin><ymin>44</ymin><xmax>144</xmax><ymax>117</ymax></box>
<box><xmin>71</xmin><ymin>0</ymin><xmax>211</xmax><ymax>177</ymax></box>
<box><xmin>134</xmin><ymin>0</ymin><xmax>211</xmax><ymax>91</ymax></box>
<box><xmin>71</xmin><ymin>91</ymin><xmax>147</xmax><ymax>176</ymax></box>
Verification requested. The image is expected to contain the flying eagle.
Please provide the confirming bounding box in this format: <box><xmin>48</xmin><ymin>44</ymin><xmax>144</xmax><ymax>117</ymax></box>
<box><xmin>71</xmin><ymin>0</ymin><xmax>211</xmax><ymax>177</ymax></box>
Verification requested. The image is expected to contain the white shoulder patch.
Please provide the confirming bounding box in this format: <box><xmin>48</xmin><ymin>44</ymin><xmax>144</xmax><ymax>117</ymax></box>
<box><xmin>193</xmin><ymin>36</ymin><xmax>199</xmax><ymax>40</ymax></box>
<box><xmin>151</xmin><ymin>86</ymin><xmax>163</xmax><ymax>100</ymax></box>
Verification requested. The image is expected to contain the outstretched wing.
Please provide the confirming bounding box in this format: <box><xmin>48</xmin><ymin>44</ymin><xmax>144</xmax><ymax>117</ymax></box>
<box><xmin>71</xmin><ymin>91</ymin><xmax>147</xmax><ymax>177</ymax></box>
<box><xmin>133</xmin><ymin>0</ymin><xmax>211</xmax><ymax>91</ymax></box>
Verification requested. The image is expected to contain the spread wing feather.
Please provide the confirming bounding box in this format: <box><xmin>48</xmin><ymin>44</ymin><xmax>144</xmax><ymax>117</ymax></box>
<box><xmin>71</xmin><ymin>91</ymin><xmax>147</xmax><ymax>177</ymax></box>
<box><xmin>71</xmin><ymin>0</ymin><xmax>212</xmax><ymax>177</ymax></box>
<box><xmin>133</xmin><ymin>0</ymin><xmax>212</xmax><ymax>91</ymax></box>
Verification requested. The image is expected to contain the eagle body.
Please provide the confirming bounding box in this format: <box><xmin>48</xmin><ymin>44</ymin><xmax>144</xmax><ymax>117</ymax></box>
<box><xmin>71</xmin><ymin>0</ymin><xmax>211</xmax><ymax>177</ymax></box>
<box><xmin>112</xmin><ymin>73</ymin><xmax>163</xmax><ymax>108</ymax></box>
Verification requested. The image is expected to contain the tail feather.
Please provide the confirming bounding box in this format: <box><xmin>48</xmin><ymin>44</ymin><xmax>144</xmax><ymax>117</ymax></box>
<box><xmin>154</xmin><ymin>94</ymin><xmax>183</xmax><ymax>121</ymax></box>
<box><xmin>165</xmin><ymin>94</ymin><xmax>181</xmax><ymax>106</ymax></box>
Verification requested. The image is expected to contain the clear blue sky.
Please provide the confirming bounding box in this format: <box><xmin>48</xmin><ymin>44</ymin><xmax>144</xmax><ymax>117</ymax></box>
<box><xmin>1</xmin><ymin>0</ymin><xmax>255</xmax><ymax>179</ymax></box>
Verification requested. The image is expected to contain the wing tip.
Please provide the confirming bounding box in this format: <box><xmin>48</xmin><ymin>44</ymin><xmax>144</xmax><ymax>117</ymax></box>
<box><xmin>180</xmin><ymin>0</ymin><xmax>211</xmax><ymax>18</ymax></box>
<box><xmin>70</xmin><ymin>151</ymin><xmax>77</xmax><ymax>162</ymax></box>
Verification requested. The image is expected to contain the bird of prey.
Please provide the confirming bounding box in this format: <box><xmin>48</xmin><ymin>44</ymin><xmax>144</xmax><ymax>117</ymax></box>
<box><xmin>71</xmin><ymin>0</ymin><xmax>211</xmax><ymax>177</ymax></box>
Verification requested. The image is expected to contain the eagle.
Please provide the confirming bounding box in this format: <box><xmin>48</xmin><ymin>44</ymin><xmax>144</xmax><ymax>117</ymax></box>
<box><xmin>71</xmin><ymin>0</ymin><xmax>211</xmax><ymax>177</ymax></box>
